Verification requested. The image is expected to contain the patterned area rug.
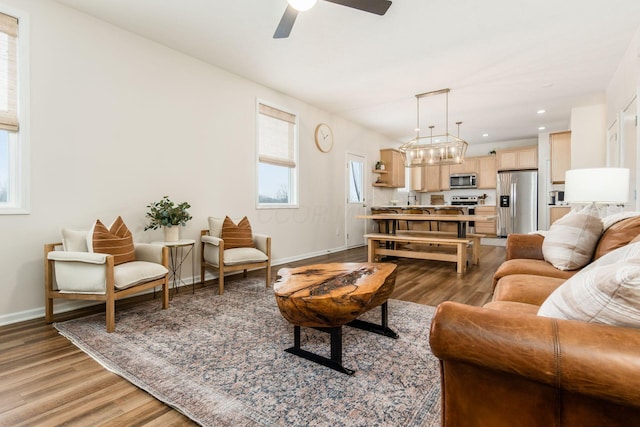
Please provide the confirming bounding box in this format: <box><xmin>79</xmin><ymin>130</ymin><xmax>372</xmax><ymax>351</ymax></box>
<box><xmin>55</xmin><ymin>277</ymin><xmax>441</xmax><ymax>427</ymax></box>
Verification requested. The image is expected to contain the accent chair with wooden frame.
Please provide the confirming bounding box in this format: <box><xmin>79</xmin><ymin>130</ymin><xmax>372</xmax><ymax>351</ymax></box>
<box><xmin>45</xmin><ymin>237</ymin><xmax>169</xmax><ymax>333</ymax></box>
<box><xmin>200</xmin><ymin>216</ymin><xmax>271</xmax><ymax>295</ymax></box>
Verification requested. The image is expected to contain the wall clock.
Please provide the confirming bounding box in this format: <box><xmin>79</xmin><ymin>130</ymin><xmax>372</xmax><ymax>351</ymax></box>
<box><xmin>314</xmin><ymin>123</ymin><xmax>334</xmax><ymax>153</ymax></box>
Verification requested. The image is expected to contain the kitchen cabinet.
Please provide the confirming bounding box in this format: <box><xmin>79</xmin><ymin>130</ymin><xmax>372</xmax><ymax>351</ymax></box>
<box><xmin>410</xmin><ymin>166</ymin><xmax>425</xmax><ymax>191</ymax></box>
<box><xmin>474</xmin><ymin>205</ymin><xmax>497</xmax><ymax>236</ymax></box>
<box><xmin>477</xmin><ymin>155</ymin><xmax>497</xmax><ymax>189</ymax></box>
<box><xmin>412</xmin><ymin>154</ymin><xmax>498</xmax><ymax>191</ymax></box>
<box><xmin>550</xmin><ymin>206</ymin><xmax>571</xmax><ymax>225</ymax></box>
<box><xmin>426</xmin><ymin>165</ymin><xmax>441</xmax><ymax>191</ymax></box>
<box><xmin>412</xmin><ymin>164</ymin><xmax>446</xmax><ymax>192</ymax></box>
<box><xmin>449</xmin><ymin>158</ymin><xmax>478</xmax><ymax>175</ymax></box>
<box><xmin>496</xmin><ymin>146</ymin><xmax>538</xmax><ymax>171</ymax></box>
<box><xmin>550</xmin><ymin>131</ymin><xmax>571</xmax><ymax>184</ymax></box>
<box><xmin>440</xmin><ymin>164</ymin><xmax>450</xmax><ymax>190</ymax></box>
<box><xmin>373</xmin><ymin>149</ymin><xmax>405</xmax><ymax>188</ymax></box>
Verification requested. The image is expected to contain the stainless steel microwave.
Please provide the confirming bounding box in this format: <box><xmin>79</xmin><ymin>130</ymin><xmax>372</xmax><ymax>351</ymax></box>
<box><xmin>450</xmin><ymin>173</ymin><xmax>477</xmax><ymax>189</ymax></box>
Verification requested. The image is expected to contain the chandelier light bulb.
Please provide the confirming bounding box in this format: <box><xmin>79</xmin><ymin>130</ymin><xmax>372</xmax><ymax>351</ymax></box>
<box><xmin>288</xmin><ymin>0</ymin><xmax>317</xmax><ymax>11</ymax></box>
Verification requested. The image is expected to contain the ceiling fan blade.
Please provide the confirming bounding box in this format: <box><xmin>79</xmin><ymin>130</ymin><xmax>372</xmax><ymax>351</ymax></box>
<box><xmin>323</xmin><ymin>0</ymin><xmax>392</xmax><ymax>15</ymax></box>
<box><xmin>274</xmin><ymin>5</ymin><xmax>298</xmax><ymax>39</ymax></box>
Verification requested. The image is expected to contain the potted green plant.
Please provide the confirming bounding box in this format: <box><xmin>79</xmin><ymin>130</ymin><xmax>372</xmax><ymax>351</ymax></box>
<box><xmin>144</xmin><ymin>196</ymin><xmax>192</xmax><ymax>242</ymax></box>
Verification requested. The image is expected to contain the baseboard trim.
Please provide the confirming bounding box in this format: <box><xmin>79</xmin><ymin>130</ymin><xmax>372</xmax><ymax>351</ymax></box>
<box><xmin>0</xmin><ymin>245</ymin><xmax>351</xmax><ymax>327</ymax></box>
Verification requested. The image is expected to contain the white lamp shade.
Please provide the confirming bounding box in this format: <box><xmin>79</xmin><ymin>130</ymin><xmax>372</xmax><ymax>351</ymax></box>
<box><xmin>564</xmin><ymin>168</ymin><xmax>630</xmax><ymax>204</ymax></box>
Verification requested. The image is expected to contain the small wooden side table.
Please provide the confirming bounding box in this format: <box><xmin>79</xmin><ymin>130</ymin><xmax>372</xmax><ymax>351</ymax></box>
<box><xmin>152</xmin><ymin>239</ymin><xmax>196</xmax><ymax>298</ymax></box>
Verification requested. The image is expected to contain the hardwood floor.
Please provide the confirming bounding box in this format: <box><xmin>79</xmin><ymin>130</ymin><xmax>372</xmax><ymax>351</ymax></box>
<box><xmin>0</xmin><ymin>244</ymin><xmax>505</xmax><ymax>426</ymax></box>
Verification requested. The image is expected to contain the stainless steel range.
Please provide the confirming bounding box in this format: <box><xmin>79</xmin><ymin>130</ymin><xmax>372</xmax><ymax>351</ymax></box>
<box><xmin>451</xmin><ymin>195</ymin><xmax>479</xmax><ymax>206</ymax></box>
<box><xmin>451</xmin><ymin>195</ymin><xmax>478</xmax><ymax>233</ymax></box>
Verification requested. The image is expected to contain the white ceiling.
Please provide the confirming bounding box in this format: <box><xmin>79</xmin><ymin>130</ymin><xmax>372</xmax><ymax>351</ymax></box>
<box><xmin>54</xmin><ymin>0</ymin><xmax>640</xmax><ymax>145</ymax></box>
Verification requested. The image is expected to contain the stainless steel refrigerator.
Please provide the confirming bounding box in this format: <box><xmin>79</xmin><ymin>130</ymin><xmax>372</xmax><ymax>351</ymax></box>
<box><xmin>497</xmin><ymin>170</ymin><xmax>538</xmax><ymax>237</ymax></box>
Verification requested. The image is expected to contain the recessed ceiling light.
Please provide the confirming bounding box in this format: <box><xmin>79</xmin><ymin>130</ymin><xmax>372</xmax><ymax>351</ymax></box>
<box><xmin>538</xmin><ymin>126</ymin><xmax>546</xmax><ymax>131</ymax></box>
<box><xmin>288</xmin><ymin>0</ymin><xmax>317</xmax><ymax>11</ymax></box>
<box><xmin>537</xmin><ymin>109</ymin><xmax>546</xmax><ymax>114</ymax></box>
<box><xmin>482</xmin><ymin>133</ymin><xmax>489</xmax><ymax>137</ymax></box>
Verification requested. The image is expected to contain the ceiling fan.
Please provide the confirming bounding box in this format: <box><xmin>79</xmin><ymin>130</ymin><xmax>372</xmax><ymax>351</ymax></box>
<box><xmin>274</xmin><ymin>0</ymin><xmax>392</xmax><ymax>39</ymax></box>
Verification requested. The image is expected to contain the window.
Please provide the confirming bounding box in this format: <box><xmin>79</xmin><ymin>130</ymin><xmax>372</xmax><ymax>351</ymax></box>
<box><xmin>0</xmin><ymin>8</ymin><xmax>28</xmax><ymax>214</ymax></box>
<box><xmin>257</xmin><ymin>102</ymin><xmax>298</xmax><ymax>207</ymax></box>
<box><xmin>348</xmin><ymin>158</ymin><xmax>364</xmax><ymax>203</ymax></box>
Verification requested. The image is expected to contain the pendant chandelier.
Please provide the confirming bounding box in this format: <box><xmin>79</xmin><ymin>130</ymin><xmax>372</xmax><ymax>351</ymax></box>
<box><xmin>399</xmin><ymin>88</ymin><xmax>468</xmax><ymax>167</ymax></box>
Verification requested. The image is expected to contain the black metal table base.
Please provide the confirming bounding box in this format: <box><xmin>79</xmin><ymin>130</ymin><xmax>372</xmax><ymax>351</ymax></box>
<box><xmin>284</xmin><ymin>302</ymin><xmax>398</xmax><ymax>375</ymax></box>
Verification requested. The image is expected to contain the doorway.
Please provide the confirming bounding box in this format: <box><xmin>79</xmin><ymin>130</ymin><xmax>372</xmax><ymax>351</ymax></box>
<box><xmin>621</xmin><ymin>95</ymin><xmax>638</xmax><ymax>209</ymax></box>
<box><xmin>346</xmin><ymin>153</ymin><xmax>366</xmax><ymax>248</ymax></box>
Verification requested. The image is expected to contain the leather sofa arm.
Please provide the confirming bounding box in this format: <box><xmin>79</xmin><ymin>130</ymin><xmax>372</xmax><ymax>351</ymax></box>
<box><xmin>505</xmin><ymin>233</ymin><xmax>545</xmax><ymax>260</ymax></box>
<box><xmin>429</xmin><ymin>301</ymin><xmax>640</xmax><ymax>408</ymax></box>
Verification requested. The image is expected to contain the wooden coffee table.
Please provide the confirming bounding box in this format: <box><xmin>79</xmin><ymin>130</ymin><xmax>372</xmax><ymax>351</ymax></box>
<box><xmin>274</xmin><ymin>262</ymin><xmax>398</xmax><ymax>375</ymax></box>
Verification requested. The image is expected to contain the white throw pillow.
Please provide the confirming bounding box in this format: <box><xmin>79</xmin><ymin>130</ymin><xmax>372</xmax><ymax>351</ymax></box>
<box><xmin>542</xmin><ymin>204</ymin><xmax>603</xmax><ymax>270</ymax></box>
<box><xmin>61</xmin><ymin>228</ymin><xmax>89</xmax><ymax>252</ymax></box>
<box><xmin>538</xmin><ymin>256</ymin><xmax>640</xmax><ymax>328</ymax></box>
<box><xmin>208</xmin><ymin>216</ymin><xmax>243</xmax><ymax>238</ymax></box>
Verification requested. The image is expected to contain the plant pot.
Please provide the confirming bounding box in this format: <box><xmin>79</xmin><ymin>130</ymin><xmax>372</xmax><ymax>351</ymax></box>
<box><xmin>163</xmin><ymin>226</ymin><xmax>179</xmax><ymax>242</ymax></box>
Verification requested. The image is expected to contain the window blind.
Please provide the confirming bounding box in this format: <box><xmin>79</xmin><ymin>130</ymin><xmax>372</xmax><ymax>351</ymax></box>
<box><xmin>258</xmin><ymin>103</ymin><xmax>296</xmax><ymax>168</ymax></box>
<box><xmin>0</xmin><ymin>12</ymin><xmax>17</xmax><ymax>132</ymax></box>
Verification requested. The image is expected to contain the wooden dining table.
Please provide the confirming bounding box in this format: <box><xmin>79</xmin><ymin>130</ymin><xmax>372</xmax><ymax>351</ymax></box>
<box><xmin>356</xmin><ymin>213</ymin><xmax>496</xmax><ymax>238</ymax></box>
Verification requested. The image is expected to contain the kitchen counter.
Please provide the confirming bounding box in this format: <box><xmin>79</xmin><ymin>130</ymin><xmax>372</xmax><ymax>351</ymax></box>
<box><xmin>372</xmin><ymin>205</ymin><xmax>496</xmax><ymax>209</ymax></box>
<box><xmin>372</xmin><ymin>205</ymin><xmax>458</xmax><ymax>209</ymax></box>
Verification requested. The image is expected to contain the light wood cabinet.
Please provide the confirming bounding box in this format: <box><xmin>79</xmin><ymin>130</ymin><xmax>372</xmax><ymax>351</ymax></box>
<box><xmin>410</xmin><ymin>166</ymin><xmax>449</xmax><ymax>193</ymax></box>
<box><xmin>426</xmin><ymin>165</ymin><xmax>441</xmax><ymax>191</ymax></box>
<box><xmin>550</xmin><ymin>131</ymin><xmax>571</xmax><ymax>184</ymax></box>
<box><xmin>449</xmin><ymin>158</ymin><xmax>478</xmax><ymax>175</ymax></box>
<box><xmin>477</xmin><ymin>156</ymin><xmax>497</xmax><ymax>189</ymax></box>
<box><xmin>496</xmin><ymin>146</ymin><xmax>538</xmax><ymax>171</ymax></box>
<box><xmin>474</xmin><ymin>205</ymin><xmax>497</xmax><ymax>236</ymax></box>
<box><xmin>373</xmin><ymin>149</ymin><xmax>405</xmax><ymax>188</ymax></box>
<box><xmin>550</xmin><ymin>206</ymin><xmax>571</xmax><ymax>225</ymax></box>
<box><xmin>410</xmin><ymin>150</ymin><xmax>531</xmax><ymax>192</ymax></box>
<box><xmin>410</xmin><ymin>166</ymin><xmax>425</xmax><ymax>191</ymax></box>
<box><xmin>440</xmin><ymin>165</ymin><xmax>450</xmax><ymax>190</ymax></box>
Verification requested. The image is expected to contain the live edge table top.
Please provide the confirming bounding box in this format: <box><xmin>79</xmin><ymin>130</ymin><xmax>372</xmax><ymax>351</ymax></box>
<box><xmin>273</xmin><ymin>262</ymin><xmax>397</xmax><ymax>328</ymax></box>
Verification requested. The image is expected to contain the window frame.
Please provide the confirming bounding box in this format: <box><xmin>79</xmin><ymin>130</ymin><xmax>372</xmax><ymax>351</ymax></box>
<box><xmin>0</xmin><ymin>5</ymin><xmax>29</xmax><ymax>215</ymax></box>
<box><xmin>256</xmin><ymin>99</ymin><xmax>299</xmax><ymax>209</ymax></box>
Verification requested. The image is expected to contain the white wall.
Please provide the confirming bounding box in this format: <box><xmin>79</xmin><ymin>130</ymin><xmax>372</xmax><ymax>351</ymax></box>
<box><xmin>0</xmin><ymin>0</ymin><xmax>391</xmax><ymax>324</ymax></box>
<box><xmin>570</xmin><ymin>104</ymin><xmax>607</xmax><ymax>168</ymax></box>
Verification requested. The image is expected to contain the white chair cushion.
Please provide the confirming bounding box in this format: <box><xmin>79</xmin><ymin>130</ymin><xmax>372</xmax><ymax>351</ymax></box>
<box><xmin>61</xmin><ymin>228</ymin><xmax>89</xmax><ymax>252</ymax></box>
<box><xmin>56</xmin><ymin>261</ymin><xmax>109</xmax><ymax>294</ymax></box>
<box><xmin>223</xmin><ymin>247</ymin><xmax>268</xmax><ymax>266</ymax></box>
<box><xmin>114</xmin><ymin>261</ymin><xmax>168</xmax><ymax>290</ymax></box>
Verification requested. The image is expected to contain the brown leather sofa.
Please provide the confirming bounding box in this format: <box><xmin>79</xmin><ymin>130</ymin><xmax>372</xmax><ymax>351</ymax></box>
<box><xmin>429</xmin><ymin>215</ymin><xmax>640</xmax><ymax>426</ymax></box>
<box><xmin>492</xmin><ymin>215</ymin><xmax>640</xmax><ymax>290</ymax></box>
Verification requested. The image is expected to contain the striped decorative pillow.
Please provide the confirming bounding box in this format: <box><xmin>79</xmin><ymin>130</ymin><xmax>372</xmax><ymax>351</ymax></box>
<box><xmin>91</xmin><ymin>216</ymin><xmax>136</xmax><ymax>265</ymax></box>
<box><xmin>542</xmin><ymin>204</ymin><xmax>603</xmax><ymax>271</ymax></box>
<box><xmin>221</xmin><ymin>216</ymin><xmax>255</xmax><ymax>249</ymax></box>
<box><xmin>538</xmin><ymin>245</ymin><xmax>640</xmax><ymax>327</ymax></box>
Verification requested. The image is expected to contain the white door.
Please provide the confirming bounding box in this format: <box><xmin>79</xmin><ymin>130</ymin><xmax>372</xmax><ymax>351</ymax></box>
<box><xmin>620</xmin><ymin>96</ymin><xmax>638</xmax><ymax>209</ymax></box>
<box><xmin>346</xmin><ymin>153</ymin><xmax>366</xmax><ymax>248</ymax></box>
